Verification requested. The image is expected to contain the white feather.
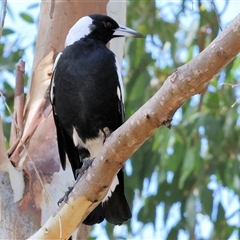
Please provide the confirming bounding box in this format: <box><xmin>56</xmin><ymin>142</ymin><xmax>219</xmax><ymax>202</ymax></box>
<box><xmin>72</xmin><ymin>127</ymin><xmax>108</xmax><ymax>159</ymax></box>
<box><xmin>117</xmin><ymin>86</ymin><xmax>121</xmax><ymax>100</ymax></box>
<box><xmin>103</xmin><ymin>175</ymin><xmax>119</xmax><ymax>202</ymax></box>
<box><xmin>114</xmin><ymin>56</ymin><xmax>124</xmax><ymax>102</ymax></box>
<box><xmin>65</xmin><ymin>16</ymin><xmax>93</xmax><ymax>47</ymax></box>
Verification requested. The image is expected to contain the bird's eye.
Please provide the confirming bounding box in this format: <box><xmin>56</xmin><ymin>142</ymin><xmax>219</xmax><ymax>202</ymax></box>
<box><xmin>105</xmin><ymin>21</ymin><xmax>112</xmax><ymax>28</ymax></box>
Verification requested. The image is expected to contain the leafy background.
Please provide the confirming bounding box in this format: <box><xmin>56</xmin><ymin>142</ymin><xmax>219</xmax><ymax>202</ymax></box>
<box><xmin>1</xmin><ymin>1</ymin><xmax>240</xmax><ymax>239</ymax></box>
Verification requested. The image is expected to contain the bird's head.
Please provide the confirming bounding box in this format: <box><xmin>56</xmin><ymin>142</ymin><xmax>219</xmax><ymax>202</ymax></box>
<box><xmin>65</xmin><ymin>14</ymin><xmax>144</xmax><ymax>46</ymax></box>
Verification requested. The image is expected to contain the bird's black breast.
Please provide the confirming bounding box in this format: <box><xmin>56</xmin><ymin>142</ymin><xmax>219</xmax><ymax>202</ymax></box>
<box><xmin>54</xmin><ymin>38</ymin><xmax>122</xmax><ymax>142</ymax></box>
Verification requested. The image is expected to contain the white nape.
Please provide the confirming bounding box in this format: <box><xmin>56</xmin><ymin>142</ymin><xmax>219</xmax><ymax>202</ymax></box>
<box><xmin>65</xmin><ymin>16</ymin><xmax>93</xmax><ymax>47</ymax></box>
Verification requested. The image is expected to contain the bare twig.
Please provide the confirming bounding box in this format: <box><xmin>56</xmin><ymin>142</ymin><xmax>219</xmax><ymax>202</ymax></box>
<box><xmin>221</xmin><ymin>82</ymin><xmax>240</xmax><ymax>107</ymax></box>
<box><xmin>197</xmin><ymin>85</ymin><xmax>208</xmax><ymax>112</ymax></box>
<box><xmin>9</xmin><ymin>60</ymin><xmax>25</xmax><ymax>153</ymax></box>
<box><xmin>0</xmin><ymin>0</ymin><xmax>7</xmax><ymax>40</ymax></box>
<box><xmin>211</xmin><ymin>0</ymin><xmax>223</xmax><ymax>31</ymax></box>
<box><xmin>0</xmin><ymin>91</ymin><xmax>13</xmax><ymax>119</ymax></box>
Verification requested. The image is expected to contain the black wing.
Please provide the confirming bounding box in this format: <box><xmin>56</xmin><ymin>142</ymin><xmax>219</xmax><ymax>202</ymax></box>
<box><xmin>50</xmin><ymin>55</ymin><xmax>82</xmax><ymax>175</ymax></box>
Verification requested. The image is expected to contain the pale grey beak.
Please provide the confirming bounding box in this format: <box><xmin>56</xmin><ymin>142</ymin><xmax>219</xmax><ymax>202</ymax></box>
<box><xmin>113</xmin><ymin>24</ymin><xmax>145</xmax><ymax>38</ymax></box>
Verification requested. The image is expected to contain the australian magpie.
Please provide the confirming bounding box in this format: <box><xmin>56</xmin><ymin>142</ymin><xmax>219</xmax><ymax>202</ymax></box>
<box><xmin>50</xmin><ymin>14</ymin><xmax>144</xmax><ymax>225</ymax></box>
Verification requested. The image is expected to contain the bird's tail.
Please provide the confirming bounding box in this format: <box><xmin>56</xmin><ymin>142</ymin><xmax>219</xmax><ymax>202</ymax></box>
<box><xmin>83</xmin><ymin>169</ymin><xmax>132</xmax><ymax>225</ymax></box>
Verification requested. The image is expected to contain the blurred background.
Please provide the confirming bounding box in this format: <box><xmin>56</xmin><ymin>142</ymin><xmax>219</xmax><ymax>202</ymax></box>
<box><xmin>1</xmin><ymin>1</ymin><xmax>240</xmax><ymax>239</ymax></box>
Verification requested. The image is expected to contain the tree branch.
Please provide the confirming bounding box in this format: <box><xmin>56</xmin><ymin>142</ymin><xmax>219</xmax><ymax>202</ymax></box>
<box><xmin>8</xmin><ymin>60</ymin><xmax>25</xmax><ymax>156</ymax></box>
<box><xmin>28</xmin><ymin>14</ymin><xmax>240</xmax><ymax>239</ymax></box>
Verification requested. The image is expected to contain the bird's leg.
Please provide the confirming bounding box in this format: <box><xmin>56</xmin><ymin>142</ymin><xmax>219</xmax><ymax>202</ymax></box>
<box><xmin>57</xmin><ymin>158</ymin><xmax>94</xmax><ymax>205</ymax></box>
<box><xmin>58</xmin><ymin>186</ymin><xmax>74</xmax><ymax>205</ymax></box>
<box><xmin>75</xmin><ymin>158</ymin><xmax>94</xmax><ymax>181</ymax></box>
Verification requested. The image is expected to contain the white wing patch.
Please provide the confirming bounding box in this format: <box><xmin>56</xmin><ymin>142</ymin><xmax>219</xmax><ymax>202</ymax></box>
<box><xmin>117</xmin><ymin>86</ymin><xmax>121</xmax><ymax>100</ymax></box>
<box><xmin>114</xmin><ymin>56</ymin><xmax>124</xmax><ymax>102</ymax></box>
<box><xmin>72</xmin><ymin>127</ymin><xmax>109</xmax><ymax>159</ymax></box>
<box><xmin>72</xmin><ymin>127</ymin><xmax>84</xmax><ymax>147</ymax></box>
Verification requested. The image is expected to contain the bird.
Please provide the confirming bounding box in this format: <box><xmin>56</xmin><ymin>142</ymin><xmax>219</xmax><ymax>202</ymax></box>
<box><xmin>50</xmin><ymin>14</ymin><xmax>144</xmax><ymax>225</ymax></box>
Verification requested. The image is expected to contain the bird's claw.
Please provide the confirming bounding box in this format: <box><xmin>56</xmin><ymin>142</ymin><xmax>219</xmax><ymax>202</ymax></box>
<box><xmin>75</xmin><ymin>158</ymin><xmax>94</xmax><ymax>181</ymax></box>
<box><xmin>58</xmin><ymin>158</ymin><xmax>94</xmax><ymax>206</ymax></box>
<box><xmin>58</xmin><ymin>186</ymin><xmax>74</xmax><ymax>206</ymax></box>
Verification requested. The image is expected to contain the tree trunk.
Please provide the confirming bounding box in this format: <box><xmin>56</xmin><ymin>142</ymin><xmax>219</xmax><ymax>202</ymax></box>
<box><xmin>0</xmin><ymin>1</ymin><xmax>126</xmax><ymax>239</ymax></box>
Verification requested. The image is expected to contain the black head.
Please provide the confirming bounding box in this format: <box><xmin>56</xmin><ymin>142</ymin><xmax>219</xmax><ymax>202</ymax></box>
<box><xmin>65</xmin><ymin>14</ymin><xmax>144</xmax><ymax>46</ymax></box>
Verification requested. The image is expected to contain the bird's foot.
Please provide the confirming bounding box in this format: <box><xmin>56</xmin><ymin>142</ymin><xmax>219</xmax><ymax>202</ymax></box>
<box><xmin>75</xmin><ymin>158</ymin><xmax>94</xmax><ymax>181</ymax></box>
<box><xmin>57</xmin><ymin>158</ymin><xmax>94</xmax><ymax>205</ymax></box>
<box><xmin>58</xmin><ymin>186</ymin><xmax>74</xmax><ymax>206</ymax></box>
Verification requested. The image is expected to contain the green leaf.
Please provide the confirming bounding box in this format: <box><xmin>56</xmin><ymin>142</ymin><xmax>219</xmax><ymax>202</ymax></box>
<box><xmin>216</xmin><ymin>202</ymin><xmax>225</xmax><ymax>223</ymax></box>
<box><xmin>200</xmin><ymin>187</ymin><xmax>213</xmax><ymax>216</ymax></box>
<box><xmin>179</xmin><ymin>148</ymin><xmax>196</xmax><ymax>189</ymax></box>
<box><xmin>20</xmin><ymin>13</ymin><xmax>34</xmax><ymax>23</ymax></box>
<box><xmin>2</xmin><ymin>28</ymin><xmax>15</xmax><ymax>36</ymax></box>
<box><xmin>166</xmin><ymin>226</ymin><xmax>179</xmax><ymax>239</ymax></box>
<box><xmin>138</xmin><ymin>195</ymin><xmax>157</xmax><ymax>224</ymax></box>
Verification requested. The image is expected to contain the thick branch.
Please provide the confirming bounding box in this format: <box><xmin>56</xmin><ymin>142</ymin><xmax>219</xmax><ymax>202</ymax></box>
<box><xmin>29</xmin><ymin>14</ymin><xmax>240</xmax><ymax>239</ymax></box>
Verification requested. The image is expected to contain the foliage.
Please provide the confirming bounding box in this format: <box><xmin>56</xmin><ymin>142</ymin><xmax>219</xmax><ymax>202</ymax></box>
<box><xmin>1</xmin><ymin>1</ymin><xmax>240</xmax><ymax>240</ymax></box>
<box><xmin>0</xmin><ymin>3</ymin><xmax>38</xmax><ymax>145</ymax></box>
<box><xmin>119</xmin><ymin>1</ymin><xmax>240</xmax><ymax>239</ymax></box>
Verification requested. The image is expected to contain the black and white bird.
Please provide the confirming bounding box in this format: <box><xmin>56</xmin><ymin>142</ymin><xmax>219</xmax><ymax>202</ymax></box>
<box><xmin>50</xmin><ymin>14</ymin><xmax>144</xmax><ymax>225</ymax></box>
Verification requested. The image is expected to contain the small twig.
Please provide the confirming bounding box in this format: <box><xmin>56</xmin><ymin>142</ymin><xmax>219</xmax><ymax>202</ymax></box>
<box><xmin>221</xmin><ymin>82</ymin><xmax>240</xmax><ymax>107</ymax></box>
<box><xmin>14</xmin><ymin>60</ymin><xmax>25</xmax><ymax>131</ymax></box>
<box><xmin>221</xmin><ymin>82</ymin><xmax>240</xmax><ymax>88</ymax></box>
<box><xmin>0</xmin><ymin>0</ymin><xmax>7</xmax><ymax>40</ymax></box>
<box><xmin>0</xmin><ymin>91</ymin><xmax>13</xmax><ymax>118</ymax></box>
<box><xmin>9</xmin><ymin>60</ymin><xmax>25</xmax><ymax>150</ymax></box>
<box><xmin>231</xmin><ymin>99</ymin><xmax>240</xmax><ymax>108</ymax></box>
<box><xmin>211</xmin><ymin>0</ymin><xmax>222</xmax><ymax>31</ymax></box>
<box><xmin>197</xmin><ymin>85</ymin><xmax>208</xmax><ymax>112</ymax></box>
